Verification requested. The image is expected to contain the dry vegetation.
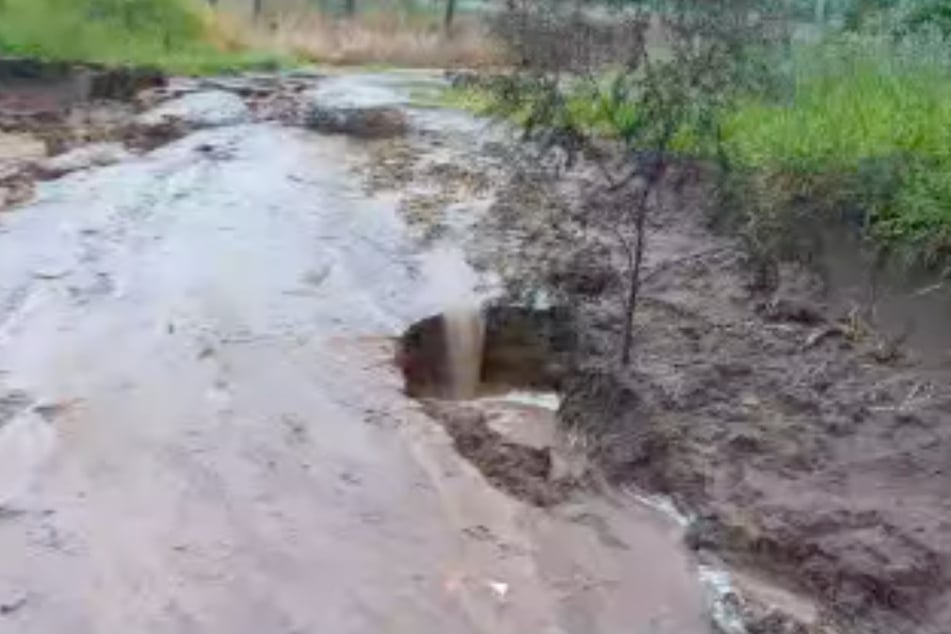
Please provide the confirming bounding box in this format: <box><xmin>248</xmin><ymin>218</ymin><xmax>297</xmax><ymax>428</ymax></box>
<box><xmin>228</xmin><ymin>9</ymin><xmax>506</xmax><ymax>68</ymax></box>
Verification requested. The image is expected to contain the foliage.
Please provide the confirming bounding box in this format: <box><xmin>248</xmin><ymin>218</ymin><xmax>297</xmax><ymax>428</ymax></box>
<box><xmin>474</xmin><ymin>14</ymin><xmax>951</xmax><ymax>272</ymax></box>
<box><xmin>722</xmin><ymin>35</ymin><xmax>951</xmax><ymax>267</ymax></box>
<box><xmin>842</xmin><ymin>0</ymin><xmax>899</xmax><ymax>30</ymax></box>
<box><xmin>899</xmin><ymin>0</ymin><xmax>951</xmax><ymax>36</ymax></box>
<box><xmin>0</xmin><ymin>0</ymin><xmax>282</xmax><ymax>73</ymax></box>
<box><xmin>487</xmin><ymin>0</ymin><xmax>787</xmax><ymax>365</ymax></box>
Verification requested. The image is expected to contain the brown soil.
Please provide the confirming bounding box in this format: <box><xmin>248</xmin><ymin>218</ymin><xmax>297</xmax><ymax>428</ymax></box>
<box><xmin>306</xmin><ymin>105</ymin><xmax>409</xmax><ymax>139</ymax></box>
<box><xmin>397</xmin><ymin>306</ymin><xmax>580</xmax><ymax>507</ymax></box>
<box><xmin>420</xmin><ymin>399</ymin><xmax>573</xmax><ymax>507</ymax></box>
<box><xmin>475</xmin><ymin>162</ymin><xmax>951</xmax><ymax>634</ymax></box>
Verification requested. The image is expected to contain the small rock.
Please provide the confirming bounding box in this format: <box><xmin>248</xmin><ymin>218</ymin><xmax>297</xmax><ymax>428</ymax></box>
<box><xmin>0</xmin><ymin>179</ymin><xmax>35</xmax><ymax>210</ymax></box>
<box><xmin>88</xmin><ymin>66</ymin><xmax>165</xmax><ymax>101</ymax></box>
<box><xmin>306</xmin><ymin>105</ymin><xmax>408</xmax><ymax>139</ymax></box>
<box><xmin>37</xmin><ymin>143</ymin><xmax>132</xmax><ymax>178</ymax></box>
<box><xmin>123</xmin><ymin>119</ymin><xmax>188</xmax><ymax>152</ymax></box>
<box><xmin>487</xmin><ymin>580</ymin><xmax>509</xmax><ymax>600</ymax></box>
<box><xmin>137</xmin><ymin>90</ymin><xmax>251</xmax><ymax>129</ymax></box>
<box><xmin>445</xmin><ymin>70</ymin><xmax>482</xmax><ymax>89</ymax></box>
<box><xmin>0</xmin><ymin>132</ymin><xmax>46</xmax><ymax>164</ymax></box>
<box><xmin>199</xmin><ymin>75</ymin><xmax>280</xmax><ymax>97</ymax></box>
<box><xmin>0</xmin><ymin>592</ymin><xmax>27</xmax><ymax>616</ymax></box>
<box><xmin>757</xmin><ymin>296</ymin><xmax>825</xmax><ymax>325</ymax></box>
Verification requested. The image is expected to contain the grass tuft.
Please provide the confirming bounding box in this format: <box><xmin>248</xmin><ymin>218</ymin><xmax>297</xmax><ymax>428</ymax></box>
<box><xmin>722</xmin><ymin>36</ymin><xmax>951</xmax><ymax>265</ymax></box>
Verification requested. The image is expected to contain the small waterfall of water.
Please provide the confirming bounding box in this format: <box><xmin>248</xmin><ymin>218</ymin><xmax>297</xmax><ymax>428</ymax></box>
<box><xmin>442</xmin><ymin>305</ymin><xmax>485</xmax><ymax>399</ymax></box>
<box><xmin>418</xmin><ymin>244</ymin><xmax>486</xmax><ymax>399</ymax></box>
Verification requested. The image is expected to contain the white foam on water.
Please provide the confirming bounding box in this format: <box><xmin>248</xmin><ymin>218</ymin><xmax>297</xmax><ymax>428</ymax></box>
<box><xmin>699</xmin><ymin>565</ymin><xmax>749</xmax><ymax>634</ymax></box>
<box><xmin>485</xmin><ymin>391</ymin><xmax>561</xmax><ymax>411</ymax></box>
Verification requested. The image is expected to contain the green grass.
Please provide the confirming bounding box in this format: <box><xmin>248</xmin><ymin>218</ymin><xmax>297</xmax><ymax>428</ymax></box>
<box><xmin>721</xmin><ymin>37</ymin><xmax>951</xmax><ymax>264</ymax></box>
<box><xmin>447</xmin><ymin>34</ymin><xmax>951</xmax><ymax>269</ymax></box>
<box><xmin>0</xmin><ymin>0</ymin><xmax>285</xmax><ymax>74</ymax></box>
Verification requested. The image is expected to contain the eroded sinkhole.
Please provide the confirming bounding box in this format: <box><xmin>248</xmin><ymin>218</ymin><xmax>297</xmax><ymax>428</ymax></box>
<box><xmin>397</xmin><ymin>305</ymin><xmax>580</xmax><ymax>506</ymax></box>
<box><xmin>397</xmin><ymin>305</ymin><xmax>576</xmax><ymax>399</ymax></box>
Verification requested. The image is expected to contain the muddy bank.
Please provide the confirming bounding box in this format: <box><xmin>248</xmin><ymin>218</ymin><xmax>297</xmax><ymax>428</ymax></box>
<box><xmin>470</xmin><ymin>161</ymin><xmax>951</xmax><ymax>634</ymax></box>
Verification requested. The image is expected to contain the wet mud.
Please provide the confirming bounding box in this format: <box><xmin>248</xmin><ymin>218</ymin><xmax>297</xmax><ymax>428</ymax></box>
<box><xmin>475</xmin><ymin>159</ymin><xmax>951</xmax><ymax>634</ymax></box>
<box><xmin>398</xmin><ymin>306</ymin><xmax>579</xmax><ymax>507</ymax></box>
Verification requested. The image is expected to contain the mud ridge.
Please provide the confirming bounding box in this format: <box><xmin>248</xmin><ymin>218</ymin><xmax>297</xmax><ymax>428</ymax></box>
<box><xmin>419</xmin><ymin>399</ymin><xmax>575</xmax><ymax>507</ymax></box>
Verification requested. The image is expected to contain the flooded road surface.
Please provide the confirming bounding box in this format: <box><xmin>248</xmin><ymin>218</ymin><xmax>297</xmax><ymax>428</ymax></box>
<box><xmin>0</xmin><ymin>74</ymin><xmax>712</xmax><ymax>633</ymax></box>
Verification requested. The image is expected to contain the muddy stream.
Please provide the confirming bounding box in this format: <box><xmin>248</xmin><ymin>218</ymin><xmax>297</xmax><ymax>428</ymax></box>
<box><xmin>0</xmin><ymin>70</ymin><xmax>722</xmax><ymax>633</ymax></box>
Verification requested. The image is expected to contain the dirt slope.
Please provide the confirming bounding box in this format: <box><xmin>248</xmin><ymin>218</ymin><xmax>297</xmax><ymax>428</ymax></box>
<box><xmin>476</xmin><ymin>163</ymin><xmax>951</xmax><ymax>634</ymax></box>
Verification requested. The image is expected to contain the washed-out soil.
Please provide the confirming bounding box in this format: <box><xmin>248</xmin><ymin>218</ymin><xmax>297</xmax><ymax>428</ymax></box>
<box><xmin>397</xmin><ymin>306</ymin><xmax>580</xmax><ymax>507</ymax></box>
<box><xmin>471</xmin><ymin>160</ymin><xmax>951</xmax><ymax>634</ymax></box>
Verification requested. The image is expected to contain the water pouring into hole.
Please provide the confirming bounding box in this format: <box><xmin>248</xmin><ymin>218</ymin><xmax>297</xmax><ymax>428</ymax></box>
<box><xmin>398</xmin><ymin>305</ymin><xmax>575</xmax><ymax>401</ymax></box>
<box><xmin>441</xmin><ymin>305</ymin><xmax>485</xmax><ymax>400</ymax></box>
<box><xmin>398</xmin><ymin>304</ymin><xmax>579</xmax><ymax>505</ymax></box>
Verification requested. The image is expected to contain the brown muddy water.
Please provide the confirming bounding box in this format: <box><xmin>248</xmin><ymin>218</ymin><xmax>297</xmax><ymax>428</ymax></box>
<box><xmin>443</xmin><ymin>307</ymin><xmax>485</xmax><ymax>400</ymax></box>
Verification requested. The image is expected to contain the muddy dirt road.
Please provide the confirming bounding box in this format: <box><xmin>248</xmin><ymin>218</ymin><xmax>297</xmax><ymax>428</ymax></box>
<box><xmin>0</xmin><ymin>73</ymin><xmax>714</xmax><ymax>633</ymax></box>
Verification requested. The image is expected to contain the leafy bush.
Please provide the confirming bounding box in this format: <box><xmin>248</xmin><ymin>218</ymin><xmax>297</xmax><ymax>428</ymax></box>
<box><xmin>722</xmin><ymin>36</ymin><xmax>951</xmax><ymax>265</ymax></box>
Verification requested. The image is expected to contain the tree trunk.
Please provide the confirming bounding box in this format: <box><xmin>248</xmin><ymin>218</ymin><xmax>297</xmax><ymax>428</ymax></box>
<box><xmin>444</xmin><ymin>0</ymin><xmax>456</xmax><ymax>31</ymax></box>
<box><xmin>619</xmin><ymin>162</ymin><xmax>666</xmax><ymax>367</ymax></box>
<box><xmin>620</xmin><ymin>198</ymin><xmax>648</xmax><ymax>366</ymax></box>
<box><xmin>253</xmin><ymin>0</ymin><xmax>264</xmax><ymax>20</ymax></box>
<box><xmin>815</xmin><ymin>0</ymin><xmax>827</xmax><ymax>24</ymax></box>
<box><xmin>345</xmin><ymin>0</ymin><xmax>357</xmax><ymax>17</ymax></box>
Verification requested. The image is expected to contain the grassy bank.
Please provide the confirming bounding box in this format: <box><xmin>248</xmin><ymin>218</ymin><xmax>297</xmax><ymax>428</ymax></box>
<box><xmin>0</xmin><ymin>0</ymin><xmax>282</xmax><ymax>74</ymax></box>
<box><xmin>450</xmin><ymin>32</ymin><xmax>951</xmax><ymax>270</ymax></box>
<box><xmin>722</xmin><ymin>36</ymin><xmax>951</xmax><ymax>267</ymax></box>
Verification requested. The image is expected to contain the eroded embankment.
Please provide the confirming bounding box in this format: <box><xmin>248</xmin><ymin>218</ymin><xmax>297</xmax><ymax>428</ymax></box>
<box><xmin>470</xmin><ymin>161</ymin><xmax>951</xmax><ymax>634</ymax></box>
